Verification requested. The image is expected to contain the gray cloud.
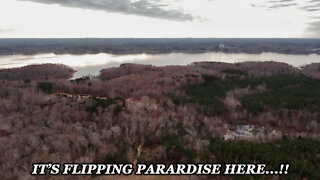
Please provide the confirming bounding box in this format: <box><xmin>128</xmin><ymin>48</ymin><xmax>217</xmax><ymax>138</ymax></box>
<box><xmin>305</xmin><ymin>8</ymin><xmax>320</xmax><ymax>11</ymax></box>
<box><xmin>251</xmin><ymin>0</ymin><xmax>320</xmax><ymax>37</ymax></box>
<box><xmin>301</xmin><ymin>1</ymin><xmax>320</xmax><ymax>12</ymax></box>
<box><xmin>0</xmin><ymin>29</ymin><xmax>14</xmax><ymax>34</ymax></box>
<box><xmin>266</xmin><ymin>0</ymin><xmax>298</xmax><ymax>9</ymax></box>
<box><xmin>18</xmin><ymin>0</ymin><xmax>194</xmax><ymax>21</ymax></box>
<box><xmin>269</xmin><ymin>3</ymin><xmax>298</xmax><ymax>8</ymax></box>
<box><xmin>253</xmin><ymin>0</ymin><xmax>320</xmax><ymax>12</ymax></box>
<box><xmin>267</xmin><ymin>0</ymin><xmax>295</xmax><ymax>3</ymax></box>
<box><xmin>249</xmin><ymin>0</ymin><xmax>299</xmax><ymax>10</ymax></box>
<box><xmin>305</xmin><ymin>21</ymin><xmax>320</xmax><ymax>38</ymax></box>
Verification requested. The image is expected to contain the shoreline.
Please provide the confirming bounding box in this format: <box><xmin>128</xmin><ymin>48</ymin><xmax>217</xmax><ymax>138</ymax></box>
<box><xmin>0</xmin><ymin>50</ymin><xmax>319</xmax><ymax>56</ymax></box>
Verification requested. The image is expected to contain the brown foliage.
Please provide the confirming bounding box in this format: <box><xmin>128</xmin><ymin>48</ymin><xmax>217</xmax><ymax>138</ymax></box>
<box><xmin>0</xmin><ymin>64</ymin><xmax>74</xmax><ymax>80</ymax></box>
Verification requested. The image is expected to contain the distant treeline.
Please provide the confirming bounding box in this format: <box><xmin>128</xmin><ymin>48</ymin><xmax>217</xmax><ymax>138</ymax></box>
<box><xmin>0</xmin><ymin>38</ymin><xmax>319</xmax><ymax>55</ymax></box>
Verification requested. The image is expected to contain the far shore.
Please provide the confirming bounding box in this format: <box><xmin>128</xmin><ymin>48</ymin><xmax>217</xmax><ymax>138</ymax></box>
<box><xmin>0</xmin><ymin>49</ymin><xmax>319</xmax><ymax>57</ymax></box>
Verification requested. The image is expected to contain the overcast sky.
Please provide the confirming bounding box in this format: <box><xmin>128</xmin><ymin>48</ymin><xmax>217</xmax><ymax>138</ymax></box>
<box><xmin>0</xmin><ymin>0</ymin><xmax>319</xmax><ymax>38</ymax></box>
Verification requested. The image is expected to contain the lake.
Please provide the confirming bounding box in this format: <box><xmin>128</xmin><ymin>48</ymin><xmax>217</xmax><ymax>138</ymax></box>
<box><xmin>0</xmin><ymin>52</ymin><xmax>320</xmax><ymax>79</ymax></box>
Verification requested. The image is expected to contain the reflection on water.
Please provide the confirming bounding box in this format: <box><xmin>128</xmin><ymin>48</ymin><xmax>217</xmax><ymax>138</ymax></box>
<box><xmin>0</xmin><ymin>52</ymin><xmax>320</xmax><ymax>79</ymax></box>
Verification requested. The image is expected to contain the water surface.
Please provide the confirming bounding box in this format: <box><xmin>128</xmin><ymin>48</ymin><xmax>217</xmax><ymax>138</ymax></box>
<box><xmin>0</xmin><ymin>52</ymin><xmax>319</xmax><ymax>79</ymax></box>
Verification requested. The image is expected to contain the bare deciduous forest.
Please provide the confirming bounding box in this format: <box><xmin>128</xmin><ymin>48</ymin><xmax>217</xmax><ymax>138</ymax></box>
<box><xmin>1</xmin><ymin>61</ymin><xmax>320</xmax><ymax>179</ymax></box>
